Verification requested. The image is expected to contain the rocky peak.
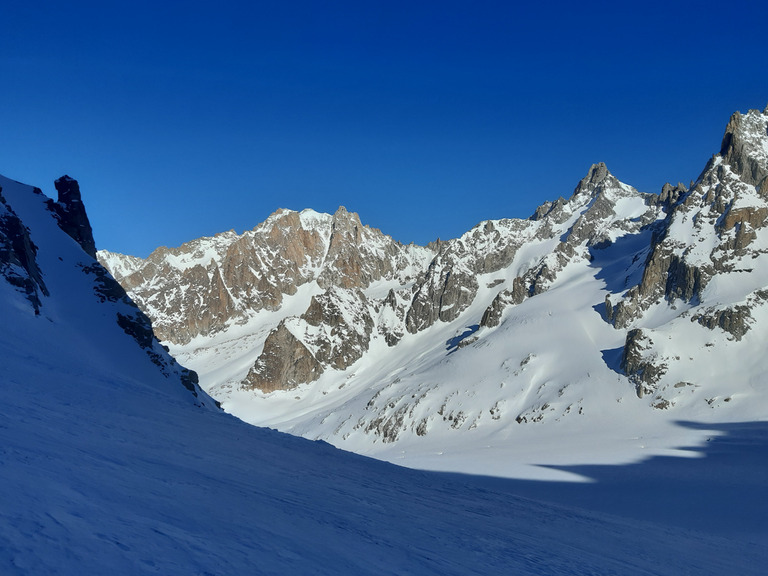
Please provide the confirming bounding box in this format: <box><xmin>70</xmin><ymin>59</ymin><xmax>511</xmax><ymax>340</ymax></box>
<box><xmin>317</xmin><ymin>206</ymin><xmax>366</xmax><ymax>289</ymax></box>
<box><xmin>609</xmin><ymin>106</ymin><xmax>768</xmax><ymax>407</ymax></box>
<box><xmin>610</xmin><ymin>108</ymin><xmax>768</xmax><ymax>328</ymax></box>
<box><xmin>263</xmin><ymin>209</ymin><xmax>326</xmax><ymax>254</ymax></box>
<box><xmin>571</xmin><ymin>162</ymin><xmax>634</xmax><ymax>203</ymax></box>
<box><xmin>719</xmin><ymin>108</ymin><xmax>768</xmax><ymax>193</ymax></box>
<box><xmin>659</xmin><ymin>182</ymin><xmax>687</xmax><ymax>208</ymax></box>
<box><xmin>317</xmin><ymin>206</ymin><xmax>418</xmax><ymax>290</ymax></box>
<box><xmin>329</xmin><ymin>206</ymin><xmax>363</xmax><ymax>245</ymax></box>
<box><xmin>573</xmin><ymin>162</ymin><xmax>611</xmax><ymax>194</ymax></box>
<box><xmin>566</xmin><ymin>164</ymin><xmax>657</xmax><ymax>247</ymax></box>
<box><xmin>256</xmin><ymin>208</ymin><xmax>328</xmax><ymax>283</ymax></box>
<box><xmin>530</xmin><ymin>163</ymin><xmax>633</xmax><ymax>236</ymax></box>
<box><xmin>50</xmin><ymin>175</ymin><xmax>97</xmax><ymax>259</ymax></box>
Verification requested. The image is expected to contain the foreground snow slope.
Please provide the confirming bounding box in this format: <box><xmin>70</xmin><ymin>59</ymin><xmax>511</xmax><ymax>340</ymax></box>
<box><xmin>5</xmin><ymin>319</ymin><xmax>766</xmax><ymax>575</ymax></box>
<box><xmin>3</xmin><ymin>174</ymin><xmax>766</xmax><ymax>571</ymax></box>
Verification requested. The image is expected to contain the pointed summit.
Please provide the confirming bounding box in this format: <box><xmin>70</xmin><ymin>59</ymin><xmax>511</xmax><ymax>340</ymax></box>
<box><xmin>581</xmin><ymin>162</ymin><xmax>611</xmax><ymax>186</ymax></box>
<box><xmin>329</xmin><ymin>205</ymin><xmax>363</xmax><ymax>245</ymax></box>
<box><xmin>52</xmin><ymin>175</ymin><xmax>97</xmax><ymax>258</ymax></box>
<box><xmin>719</xmin><ymin>108</ymin><xmax>768</xmax><ymax>193</ymax></box>
<box><xmin>572</xmin><ymin>162</ymin><xmax>622</xmax><ymax>198</ymax></box>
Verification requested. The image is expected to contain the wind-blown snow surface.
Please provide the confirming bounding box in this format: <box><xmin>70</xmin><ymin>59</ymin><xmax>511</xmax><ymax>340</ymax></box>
<box><xmin>2</xmin><ymin>181</ymin><xmax>767</xmax><ymax>571</ymax></box>
<box><xmin>5</xmin><ymin>332</ymin><xmax>766</xmax><ymax>576</ymax></box>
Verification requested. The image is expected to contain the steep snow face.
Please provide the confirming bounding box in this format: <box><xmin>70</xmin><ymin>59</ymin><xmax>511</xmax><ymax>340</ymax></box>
<box><xmin>0</xmin><ymin>174</ymin><xmax>211</xmax><ymax>406</ymax></box>
<box><xmin>8</xmin><ymin>173</ymin><xmax>766</xmax><ymax>575</ymax></box>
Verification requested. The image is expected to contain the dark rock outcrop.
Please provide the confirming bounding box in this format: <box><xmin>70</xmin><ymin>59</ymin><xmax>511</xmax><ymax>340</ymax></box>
<box><xmin>664</xmin><ymin>255</ymin><xmax>703</xmax><ymax>303</ymax></box>
<box><xmin>0</xmin><ymin>185</ymin><xmax>49</xmax><ymax>313</ymax></box>
<box><xmin>50</xmin><ymin>175</ymin><xmax>97</xmax><ymax>259</ymax></box>
<box><xmin>406</xmin><ymin>260</ymin><xmax>479</xmax><ymax>333</ymax></box>
<box><xmin>302</xmin><ymin>288</ymin><xmax>374</xmax><ymax>370</ymax></box>
<box><xmin>0</xmin><ymin>173</ymin><xmax>210</xmax><ymax>405</ymax></box>
<box><xmin>243</xmin><ymin>287</ymin><xmax>374</xmax><ymax>392</ymax></box>
<box><xmin>658</xmin><ymin>182</ymin><xmax>687</xmax><ymax>208</ymax></box>
<box><xmin>692</xmin><ymin>305</ymin><xmax>752</xmax><ymax>341</ymax></box>
<box><xmin>378</xmin><ymin>288</ymin><xmax>407</xmax><ymax>346</ymax></box>
<box><xmin>480</xmin><ymin>277</ymin><xmax>527</xmax><ymax>327</ymax></box>
<box><xmin>530</xmin><ymin>197</ymin><xmax>566</xmax><ymax>221</ymax></box>
<box><xmin>621</xmin><ymin>329</ymin><xmax>667</xmax><ymax>398</ymax></box>
<box><xmin>243</xmin><ymin>322</ymin><xmax>324</xmax><ymax>393</ymax></box>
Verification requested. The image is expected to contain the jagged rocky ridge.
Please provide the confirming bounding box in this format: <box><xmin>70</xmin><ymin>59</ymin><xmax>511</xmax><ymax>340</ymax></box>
<box><xmin>100</xmin><ymin>106</ymin><xmax>768</xmax><ymax>446</ymax></box>
<box><xmin>101</xmin><ymin>206</ymin><xmax>435</xmax><ymax>389</ymax></box>
<box><xmin>0</xmin><ymin>174</ymin><xmax>210</xmax><ymax>403</ymax></box>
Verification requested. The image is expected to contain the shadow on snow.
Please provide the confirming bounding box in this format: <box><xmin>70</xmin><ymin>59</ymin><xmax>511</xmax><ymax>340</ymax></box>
<box><xmin>442</xmin><ymin>420</ymin><xmax>768</xmax><ymax>546</ymax></box>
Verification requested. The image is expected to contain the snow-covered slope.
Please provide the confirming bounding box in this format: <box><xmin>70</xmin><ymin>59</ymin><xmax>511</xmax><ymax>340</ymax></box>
<box><xmin>6</xmin><ymin>175</ymin><xmax>766</xmax><ymax>574</ymax></box>
<box><xmin>0</xmin><ymin>174</ymin><xmax>208</xmax><ymax>404</ymax></box>
<box><xmin>100</xmin><ymin>106</ymin><xmax>768</xmax><ymax>488</ymax></box>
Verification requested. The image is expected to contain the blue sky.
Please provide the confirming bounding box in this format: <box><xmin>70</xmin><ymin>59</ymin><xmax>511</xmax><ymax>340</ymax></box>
<box><xmin>2</xmin><ymin>1</ymin><xmax>767</xmax><ymax>257</ymax></box>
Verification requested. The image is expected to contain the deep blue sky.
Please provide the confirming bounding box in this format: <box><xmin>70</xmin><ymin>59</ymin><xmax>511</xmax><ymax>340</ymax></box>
<box><xmin>2</xmin><ymin>1</ymin><xmax>767</xmax><ymax>257</ymax></box>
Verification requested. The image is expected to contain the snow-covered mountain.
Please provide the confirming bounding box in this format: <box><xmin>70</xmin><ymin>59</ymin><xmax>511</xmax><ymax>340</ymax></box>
<box><xmin>8</xmin><ymin>166</ymin><xmax>766</xmax><ymax>574</ymax></box>
<box><xmin>100</xmin><ymin>105</ymin><xmax>768</xmax><ymax>479</ymax></box>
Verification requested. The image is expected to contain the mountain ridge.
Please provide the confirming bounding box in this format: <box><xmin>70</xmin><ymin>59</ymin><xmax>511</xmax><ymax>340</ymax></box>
<box><xmin>99</xmin><ymin>105</ymin><xmax>768</xmax><ymax>477</ymax></box>
<box><xmin>4</xmin><ymin>105</ymin><xmax>768</xmax><ymax>574</ymax></box>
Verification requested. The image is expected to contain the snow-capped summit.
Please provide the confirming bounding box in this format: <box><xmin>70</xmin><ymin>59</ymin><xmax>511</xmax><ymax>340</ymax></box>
<box><xmin>99</xmin><ymin>205</ymin><xmax>433</xmax><ymax>349</ymax></box>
